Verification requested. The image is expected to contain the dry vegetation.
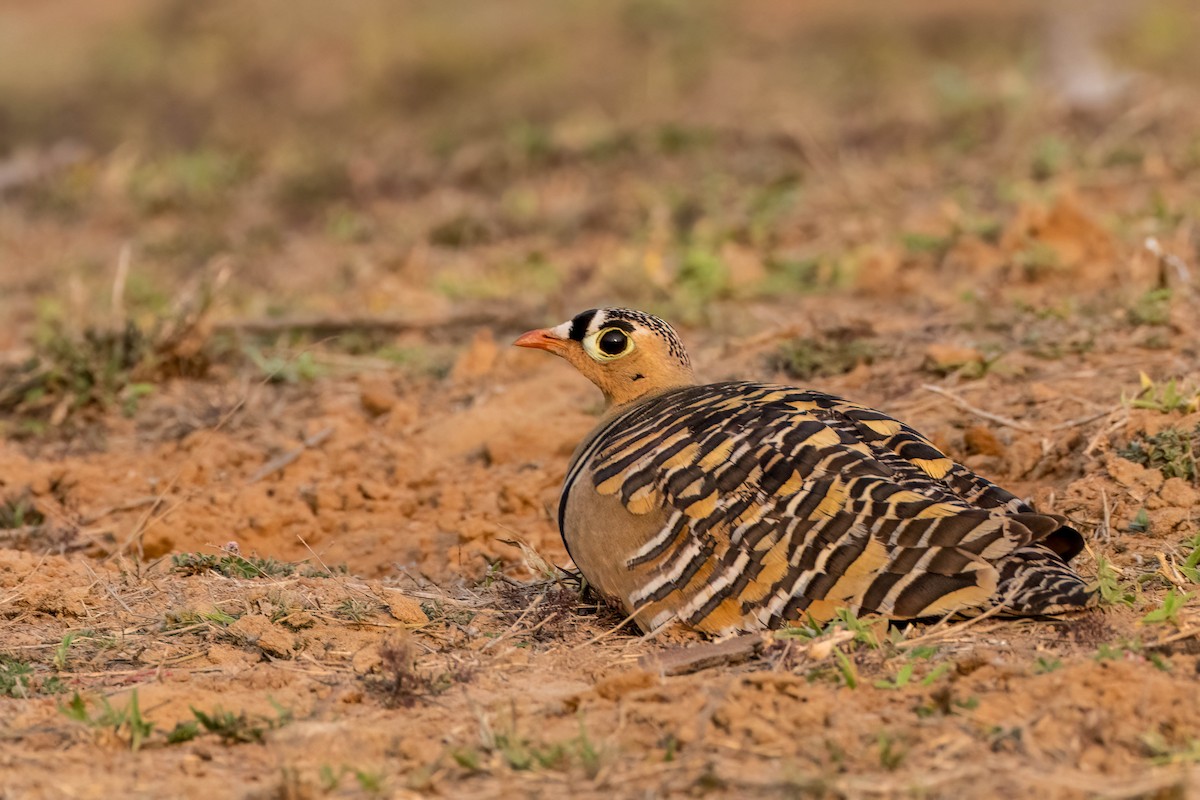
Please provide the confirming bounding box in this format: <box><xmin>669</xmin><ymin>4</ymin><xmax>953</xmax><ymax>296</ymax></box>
<box><xmin>2</xmin><ymin>1</ymin><xmax>1200</xmax><ymax>797</ymax></box>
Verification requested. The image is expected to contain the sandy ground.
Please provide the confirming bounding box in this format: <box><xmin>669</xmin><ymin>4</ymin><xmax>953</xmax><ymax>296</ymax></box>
<box><xmin>3</xmin><ymin>2</ymin><xmax>1200</xmax><ymax>798</ymax></box>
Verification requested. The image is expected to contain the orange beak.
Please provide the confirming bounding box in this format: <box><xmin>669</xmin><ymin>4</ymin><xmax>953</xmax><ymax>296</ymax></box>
<box><xmin>513</xmin><ymin>328</ymin><xmax>566</xmax><ymax>352</ymax></box>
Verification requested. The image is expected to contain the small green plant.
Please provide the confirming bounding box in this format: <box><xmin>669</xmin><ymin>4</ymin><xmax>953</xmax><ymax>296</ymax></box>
<box><xmin>166</xmin><ymin>720</ymin><xmax>202</xmax><ymax>744</ymax></box>
<box><xmin>779</xmin><ymin>608</ymin><xmax>884</xmax><ymax>650</ymax></box>
<box><xmin>128</xmin><ymin>148</ymin><xmax>250</xmax><ymax>215</ymax></box>
<box><xmin>767</xmin><ymin>335</ymin><xmax>877</xmax><ymax>381</ymax></box>
<box><xmin>877</xmin><ymin>733</ymin><xmax>906</xmax><ymax>771</ymax></box>
<box><xmin>913</xmin><ymin>688</ymin><xmax>980</xmax><ymax>719</ymax></box>
<box><xmin>190</xmin><ymin>698</ymin><xmax>292</xmax><ymax>744</ymax></box>
<box><xmin>191</xmin><ymin>708</ymin><xmax>266</xmax><ymax>744</ymax></box>
<box><xmin>243</xmin><ymin>348</ymin><xmax>324</xmax><ymax>384</ymax></box>
<box><xmin>920</xmin><ymin>663</ymin><xmax>951</xmax><ymax>687</ymax></box>
<box><xmin>203</xmin><ymin>609</ymin><xmax>239</xmax><ymax>626</ymax></box>
<box><xmin>334</xmin><ymin>598</ymin><xmax>379</xmax><ymax>622</ymax></box>
<box><xmin>1178</xmin><ymin>534</ymin><xmax>1200</xmax><ymax>583</ymax></box>
<box><xmin>471</xmin><ymin>719</ymin><xmax>603</xmax><ymax>777</ymax></box>
<box><xmin>0</xmin><ymin>493</ymin><xmax>45</xmax><ymax>529</ymax></box>
<box><xmin>318</xmin><ymin>765</ymin><xmax>345</xmax><ymax>790</ymax></box>
<box><xmin>1118</xmin><ymin>425</ymin><xmax>1200</xmax><ymax>483</ymax></box>
<box><xmin>1146</xmin><ymin>651</ymin><xmax>1172</xmax><ymax>672</ymax></box>
<box><xmin>419</xmin><ymin>600</ymin><xmax>476</xmax><ymax>626</ymax></box>
<box><xmin>901</xmin><ymin>231</ymin><xmax>952</xmax><ymax>256</ymax></box>
<box><xmin>678</xmin><ymin>245</ymin><xmax>730</xmax><ymax>303</ymax></box>
<box><xmin>0</xmin><ymin>655</ymin><xmax>65</xmax><ymax>697</ymax></box>
<box><xmin>873</xmin><ymin>661</ymin><xmax>916</xmax><ymax>690</ymax></box>
<box><xmin>657</xmin><ymin>123</ymin><xmax>714</xmax><ymax>154</ymax></box>
<box><xmin>428</xmin><ymin>213</ymin><xmax>491</xmax><ymax>249</ymax></box>
<box><xmin>759</xmin><ymin>256</ymin><xmax>822</xmax><ymax>294</ymax></box>
<box><xmin>575</xmin><ymin>725</ymin><xmax>602</xmax><ymax>779</ymax></box>
<box><xmin>1142</xmin><ymin>732</ymin><xmax>1200</xmax><ymax>765</ymax></box>
<box><xmin>163</xmin><ymin>701</ymin><xmax>290</xmax><ymax>745</ymax></box>
<box><xmin>1141</xmin><ymin>588</ymin><xmax>1193</xmax><ymax>627</ymax></box>
<box><xmin>1013</xmin><ymin>242</ymin><xmax>1061</xmax><ymax>280</ymax></box>
<box><xmin>0</xmin><ymin>656</ymin><xmax>34</xmax><ymax>698</ymax></box>
<box><xmin>1089</xmin><ymin>556</ymin><xmax>1135</xmax><ymax>607</ymax></box>
<box><xmin>1127</xmin><ymin>373</ymin><xmax>1200</xmax><ymax>414</ymax></box>
<box><xmin>1094</xmin><ymin>640</ymin><xmax>1166</xmax><ymax>669</ymax></box>
<box><xmin>1033</xmin><ymin>656</ymin><xmax>1063</xmax><ymax>674</ymax></box>
<box><xmin>53</xmin><ymin>633</ymin><xmax>76</xmax><ymax>671</ymax></box>
<box><xmin>875</xmin><ymin>647</ymin><xmax>949</xmax><ymax>690</ymax></box>
<box><xmin>833</xmin><ymin>649</ymin><xmax>858</xmax><ymax>689</ymax></box>
<box><xmin>450</xmin><ymin>748</ymin><xmax>484</xmax><ymax>773</ymax></box>
<box><xmin>1129</xmin><ymin>288</ymin><xmax>1173</xmax><ymax>327</ymax></box>
<box><xmin>271</xmin><ymin>154</ymin><xmax>353</xmax><ymax>223</ymax></box>
<box><xmin>353</xmin><ymin>769</ymin><xmax>386</xmax><ymax>794</ymax></box>
<box><xmin>60</xmin><ymin>690</ymin><xmax>154</xmax><ymax>752</ymax></box>
<box><xmin>1031</xmin><ymin>135</ymin><xmax>1070</xmax><ymax>180</ymax></box>
<box><xmin>0</xmin><ymin>316</ymin><xmax>187</xmax><ymax>428</ymax></box>
<box><xmin>171</xmin><ymin>551</ymin><xmax>343</xmax><ymax>579</ymax></box>
<box><xmin>833</xmin><ymin>608</ymin><xmax>883</xmax><ymax>649</ymax></box>
<box><xmin>1129</xmin><ymin>508</ymin><xmax>1151</xmax><ymax>534</ymax></box>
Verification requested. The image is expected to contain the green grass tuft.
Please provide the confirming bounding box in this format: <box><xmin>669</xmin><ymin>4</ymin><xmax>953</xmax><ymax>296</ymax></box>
<box><xmin>1118</xmin><ymin>425</ymin><xmax>1199</xmax><ymax>483</ymax></box>
<box><xmin>171</xmin><ymin>551</ymin><xmax>346</xmax><ymax>579</ymax></box>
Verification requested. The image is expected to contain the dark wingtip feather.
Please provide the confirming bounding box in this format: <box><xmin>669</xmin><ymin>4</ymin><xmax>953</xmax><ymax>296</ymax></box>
<box><xmin>995</xmin><ymin>544</ymin><xmax>1093</xmax><ymax>614</ymax></box>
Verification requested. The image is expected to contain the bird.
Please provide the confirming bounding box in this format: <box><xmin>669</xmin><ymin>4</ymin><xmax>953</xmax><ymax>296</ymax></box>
<box><xmin>514</xmin><ymin>307</ymin><xmax>1092</xmax><ymax>636</ymax></box>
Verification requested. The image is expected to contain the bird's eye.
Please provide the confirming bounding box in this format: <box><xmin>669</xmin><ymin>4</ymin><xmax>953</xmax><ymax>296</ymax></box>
<box><xmin>598</xmin><ymin>329</ymin><xmax>628</xmax><ymax>355</ymax></box>
<box><xmin>588</xmin><ymin>327</ymin><xmax>633</xmax><ymax>360</ymax></box>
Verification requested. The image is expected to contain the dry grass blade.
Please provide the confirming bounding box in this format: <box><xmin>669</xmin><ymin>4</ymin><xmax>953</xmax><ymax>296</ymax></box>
<box><xmin>894</xmin><ymin>603</ymin><xmax>1008</xmax><ymax>651</ymax></box>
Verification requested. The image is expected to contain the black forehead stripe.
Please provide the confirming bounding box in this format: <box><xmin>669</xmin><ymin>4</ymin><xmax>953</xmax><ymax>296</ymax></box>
<box><xmin>604</xmin><ymin>320</ymin><xmax>635</xmax><ymax>334</ymax></box>
<box><xmin>568</xmin><ymin>309</ymin><xmax>598</xmax><ymax>341</ymax></box>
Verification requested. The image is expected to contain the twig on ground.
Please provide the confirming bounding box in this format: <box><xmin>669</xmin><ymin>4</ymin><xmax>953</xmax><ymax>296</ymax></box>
<box><xmin>1146</xmin><ymin>626</ymin><xmax>1200</xmax><ymax>650</ymax></box>
<box><xmin>921</xmin><ymin>385</ymin><xmax>1035</xmax><ymax>432</ymax></box>
<box><xmin>1047</xmin><ymin>405</ymin><xmax>1122</xmax><ymax>431</ymax></box>
<box><xmin>639</xmin><ymin>634</ymin><xmax>766</xmax><ymax>676</ymax></box>
<box><xmin>246</xmin><ymin>427</ymin><xmax>334</xmax><ymax>484</ymax></box>
<box><xmin>1086</xmin><ymin>407</ymin><xmax>1129</xmax><ymax>455</ymax></box>
<box><xmin>924</xmin><ymin>385</ymin><xmax>1122</xmax><ymax>436</ymax></box>
<box><xmin>80</xmin><ymin>496</ymin><xmax>162</xmax><ymax>526</ymax></box>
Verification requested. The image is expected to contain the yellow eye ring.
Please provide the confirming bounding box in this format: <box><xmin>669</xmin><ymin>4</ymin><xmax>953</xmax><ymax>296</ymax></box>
<box><xmin>585</xmin><ymin>327</ymin><xmax>634</xmax><ymax>361</ymax></box>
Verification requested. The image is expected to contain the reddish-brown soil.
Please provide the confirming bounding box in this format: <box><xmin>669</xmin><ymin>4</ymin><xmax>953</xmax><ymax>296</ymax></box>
<box><xmin>2</xmin><ymin>2</ymin><xmax>1199</xmax><ymax>797</ymax></box>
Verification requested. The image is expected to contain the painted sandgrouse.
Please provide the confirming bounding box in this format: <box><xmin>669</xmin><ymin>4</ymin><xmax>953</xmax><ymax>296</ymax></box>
<box><xmin>515</xmin><ymin>308</ymin><xmax>1092</xmax><ymax>635</ymax></box>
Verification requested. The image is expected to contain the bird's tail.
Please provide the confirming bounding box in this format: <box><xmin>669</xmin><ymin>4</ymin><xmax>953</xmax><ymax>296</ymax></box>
<box><xmin>993</xmin><ymin>543</ymin><xmax>1094</xmax><ymax>615</ymax></box>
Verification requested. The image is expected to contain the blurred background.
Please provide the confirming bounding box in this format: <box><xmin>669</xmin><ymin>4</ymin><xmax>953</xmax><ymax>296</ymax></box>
<box><xmin>0</xmin><ymin>0</ymin><xmax>1197</xmax><ymax>434</ymax></box>
<box><xmin>2</xmin><ymin>1</ymin><xmax>1197</xmax><ymax>312</ymax></box>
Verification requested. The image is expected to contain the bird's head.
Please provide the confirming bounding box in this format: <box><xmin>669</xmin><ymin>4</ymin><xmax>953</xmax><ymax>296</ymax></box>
<box><xmin>514</xmin><ymin>308</ymin><xmax>696</xmax><ymax>407</ymax></box>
